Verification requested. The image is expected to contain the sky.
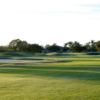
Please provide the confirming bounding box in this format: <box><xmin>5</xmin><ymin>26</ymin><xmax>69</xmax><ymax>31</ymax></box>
<box><xmin>0</xmin><ymin>0</ymin><xmax>100</xmax><ymax>46</ymax></box>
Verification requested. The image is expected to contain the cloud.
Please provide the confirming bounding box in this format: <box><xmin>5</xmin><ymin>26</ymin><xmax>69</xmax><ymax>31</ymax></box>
<box><xmin>82</xmin><ymin>4</ymin><xmax>100</xmax><ymax>13</ymax></box>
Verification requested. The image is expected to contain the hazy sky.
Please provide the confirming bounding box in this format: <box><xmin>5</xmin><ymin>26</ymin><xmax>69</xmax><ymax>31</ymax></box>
<box><xmin>0</xmin><ymin>0</ymin><xmax>100</xmax><ymax>46</ymax></box>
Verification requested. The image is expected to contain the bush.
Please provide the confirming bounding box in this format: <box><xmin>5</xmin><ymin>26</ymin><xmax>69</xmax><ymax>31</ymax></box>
<box><xmin>86</xmin><ymin>52</ymin><xmax>100</xmax><ymax>55</ymax></box>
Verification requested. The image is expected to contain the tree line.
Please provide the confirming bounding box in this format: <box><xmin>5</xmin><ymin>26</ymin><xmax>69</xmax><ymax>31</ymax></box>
<box><xmin>0</xmin><ymin>39</ymin><xmax>100</xmax><ymax>53</ymax></box>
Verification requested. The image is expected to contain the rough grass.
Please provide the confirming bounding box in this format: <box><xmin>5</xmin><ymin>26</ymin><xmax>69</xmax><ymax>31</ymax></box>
<box><xmin>0</xmin><ymin>53</ymin><xmax>100</xmax><ymax>100</ymax></box>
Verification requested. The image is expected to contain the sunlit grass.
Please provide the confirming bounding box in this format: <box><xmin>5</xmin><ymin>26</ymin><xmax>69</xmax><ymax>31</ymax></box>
<box><xmin>0</xmin><ymin>53</ymin><xmax>100</xmax><ymax>100</ymax></box>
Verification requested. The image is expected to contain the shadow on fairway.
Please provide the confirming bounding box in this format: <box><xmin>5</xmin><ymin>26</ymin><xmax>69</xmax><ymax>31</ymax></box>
<box><xmin>0</xmin><ymin>64</ymin><xmax>100</xmax><ymax>81</ymax></box>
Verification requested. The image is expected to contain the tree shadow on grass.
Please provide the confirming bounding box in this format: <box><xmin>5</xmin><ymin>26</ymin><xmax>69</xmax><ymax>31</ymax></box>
<box><xmin>0</xmin><ymin>65</ymin><xmax>100</xmax><ymax>81</ymax></box>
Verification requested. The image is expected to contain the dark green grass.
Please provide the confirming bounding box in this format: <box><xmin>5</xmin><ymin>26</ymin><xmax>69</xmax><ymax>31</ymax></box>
<box><xmin>0</xmin><ymin>64</ymin><xmax>100</xmax><ymax>80</ymax></box>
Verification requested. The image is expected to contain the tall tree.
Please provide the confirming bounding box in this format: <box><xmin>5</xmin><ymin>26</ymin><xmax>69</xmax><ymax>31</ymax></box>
<box><xmin>96</xmin><ymin>41</ymin><xmax>100</xmax><ymax>51</ymax></box>
<box><xmin>65</xmin><ymin>41</ymin><xmax>83</xmax><ymax>52</ymax></box>
<box><xmin>84</xmin><ymin>40</ymin><xmax>97</xmax><ymax>52</ymax></box>
<box><xmin>9</xmin><ymin>39</ymin><xmax>28</xmax><ymax>51</ymax></box>
<box><xmin>45</xmin><ymin>44</ymin><xmax>62</xmax><ymax>52</ymax></box>
<box><xmin>27</xmin><ymin>44</ymin><xmax>44</xmax><ymax>53</ymax></box>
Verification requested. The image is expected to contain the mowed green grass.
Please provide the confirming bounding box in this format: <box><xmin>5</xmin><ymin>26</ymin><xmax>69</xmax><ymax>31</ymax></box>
<box><xmin>0</xmin><ymin>53</ymin><xmax>100</xmax><ymax>100</ymax></box>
